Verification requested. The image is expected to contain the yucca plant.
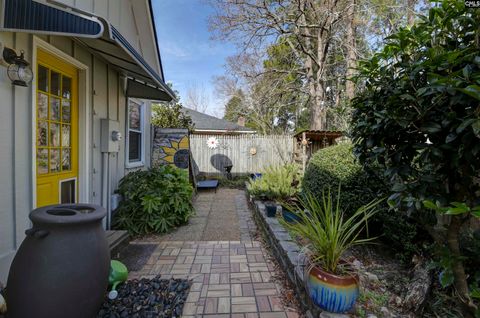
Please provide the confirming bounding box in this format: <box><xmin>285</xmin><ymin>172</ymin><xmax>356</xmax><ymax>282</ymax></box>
<box><xmin>282</xmin><ymin>188</ymin><xmax>382</xmax><ymax>274</ymax></box>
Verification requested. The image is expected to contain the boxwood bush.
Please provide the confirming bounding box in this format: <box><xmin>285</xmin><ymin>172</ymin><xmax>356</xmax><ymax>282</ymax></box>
<box><xmin>114</xmin><ymin>165</ymin><xmax>194</xmax><ymax>235</ymax></box>
<box><xmin>302</xmin><ymin>143</ymin><xmax>420</xmax><ymax>262</ymax></box>
<box><xmin>302</xmin><ymin>143</ymin><xmax>380</xmax><ymax>213</ymax></box>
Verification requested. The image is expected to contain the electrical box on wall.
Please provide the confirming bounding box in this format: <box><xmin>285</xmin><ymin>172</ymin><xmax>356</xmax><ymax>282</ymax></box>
<box><xmin>100</xmin><ymin>119</ymin><xmax>121</xmax><ymax>153</ymax></box>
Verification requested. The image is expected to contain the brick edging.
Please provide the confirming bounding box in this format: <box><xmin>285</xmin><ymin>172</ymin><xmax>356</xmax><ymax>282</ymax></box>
<box><xmin>248</xmin><ymin>195</ymin><xmax>322</xmax><ymax>318</ymax></box>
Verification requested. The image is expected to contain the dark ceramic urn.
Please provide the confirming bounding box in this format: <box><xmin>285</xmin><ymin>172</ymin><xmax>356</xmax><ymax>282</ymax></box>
<box><xmin>6</xmin><ymin>204</ymin><xmax>110</xmax><ymax>318</ymax></box>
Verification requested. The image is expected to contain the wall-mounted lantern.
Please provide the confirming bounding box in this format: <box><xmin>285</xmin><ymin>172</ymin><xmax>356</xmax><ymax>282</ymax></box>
<box><xmin>3</xmin><ymin>47</ymin><xmax>33</xmax><ymax>87</ymax></box>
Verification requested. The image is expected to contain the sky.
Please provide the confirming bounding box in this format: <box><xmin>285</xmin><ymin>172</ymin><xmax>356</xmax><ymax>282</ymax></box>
<box><xmin>152</xmin><ymin>0</ymin><xmax>236</xmax><ymax>117</ymax></box>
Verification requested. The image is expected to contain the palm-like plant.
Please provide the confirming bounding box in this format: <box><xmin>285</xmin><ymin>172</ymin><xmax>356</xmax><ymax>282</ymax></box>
<box><xmin>282</xmin><ymin>188</ymin><xmax>382</xmax><ymax>274</ymax></box>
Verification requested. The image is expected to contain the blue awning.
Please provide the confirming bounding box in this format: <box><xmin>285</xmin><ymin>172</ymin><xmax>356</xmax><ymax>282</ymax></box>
<box><xmin>2</xmin><ymin>0</ymin><xmax>103</xmax><ymax>37</ymax></box>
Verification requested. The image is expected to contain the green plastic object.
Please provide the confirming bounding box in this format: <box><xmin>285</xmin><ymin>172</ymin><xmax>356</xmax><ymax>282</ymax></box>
<box><xmin>108</xmin><ymin>260</ymin><xmax>128</xmax><ymax>300</ymax></box>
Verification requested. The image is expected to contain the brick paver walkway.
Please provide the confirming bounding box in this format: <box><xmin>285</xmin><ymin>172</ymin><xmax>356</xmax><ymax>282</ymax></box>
<box><xmin>129</xmin><ymin>189</ymin><xmax>300</xmax><ymax>318</ymax></box>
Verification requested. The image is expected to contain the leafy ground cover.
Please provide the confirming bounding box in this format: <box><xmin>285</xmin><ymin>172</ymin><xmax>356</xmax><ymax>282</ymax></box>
<box><xmin>114</xmin><ymin>166</ymin><xmax>194</xmax><ymax>235</ymax></box>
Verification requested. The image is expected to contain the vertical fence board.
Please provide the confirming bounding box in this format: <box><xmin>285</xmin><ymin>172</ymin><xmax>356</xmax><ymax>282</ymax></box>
<box><xmin>189</xmin><ymin>134</ymin><xmax>294</xmax><ymax>175</ymax></box>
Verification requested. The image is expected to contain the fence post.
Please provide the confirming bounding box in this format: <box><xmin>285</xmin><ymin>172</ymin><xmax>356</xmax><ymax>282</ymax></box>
<box><xmin>302</xmin><ymin>132</ymin><xmax>307</xmax><ymax>173</ymax></box>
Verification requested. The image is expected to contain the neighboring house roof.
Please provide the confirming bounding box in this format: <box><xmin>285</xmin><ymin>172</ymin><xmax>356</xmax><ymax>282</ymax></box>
<box><xmin>182</xmin><ymin>108</ymin><xmax>255</xmax><ymax>133</ymax></box>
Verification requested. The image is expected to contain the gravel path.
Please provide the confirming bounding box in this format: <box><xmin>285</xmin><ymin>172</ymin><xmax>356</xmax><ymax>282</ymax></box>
<box><xmin>157</xmin><ymin>189</ymin><xmax>247</xmax><ymax>241</ymax></box>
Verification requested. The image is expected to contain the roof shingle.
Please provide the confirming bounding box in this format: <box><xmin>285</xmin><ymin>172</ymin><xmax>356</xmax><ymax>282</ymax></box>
<box><xmin>182</xmin><ymin>108</ymin><xmax>255</xmax><ymax>132</ymax></box>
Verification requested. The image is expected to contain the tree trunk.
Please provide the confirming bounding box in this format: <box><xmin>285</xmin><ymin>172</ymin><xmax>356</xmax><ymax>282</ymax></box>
<box><xmin>310</xmin><ymin>85</ymin><xmax>327</xmax><ymax>130</ymax></box>
<box><xmin>345</xmin><ymin>0</ymin><xmax>356</xmax><ymax>101</ymax></box>
<box><xmin>407</xmin><ymin>0</ymin><xmax>416</xmax><ymax>26</ymax></box>
<box><xmin>447</xmin><ymin>215</ymin><xmax>478</xmax><ymax>316</ymax></box>
<box><xmin>403</xmin><ymin>256</ymin><xmax>432</xmax><ymax>312</ymax></box>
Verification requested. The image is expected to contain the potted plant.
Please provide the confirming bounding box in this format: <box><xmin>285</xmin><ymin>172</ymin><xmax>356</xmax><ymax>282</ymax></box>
<box><xmin>247</xmin><ymin>164</ymin><xmax>303</xmax><ymax>218</ymax></box>
<box><xmin>264</xmin><ymin>201</ymin><xmax>278</xmax><ymax>217</ymax></box>
<box><xmin>281</xmin><ymin>189</ymin><xmax>381</xmax><ymax>313</ymax></box>
<box><xmin>280</xmin><ymin>196</ymin><xmax>303</xmax><ymax>223</ymax></box>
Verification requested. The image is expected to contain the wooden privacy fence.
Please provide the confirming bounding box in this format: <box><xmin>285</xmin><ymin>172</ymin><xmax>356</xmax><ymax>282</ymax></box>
<box><xmin>190</xmin><ymin>134</ymin><xmax>294</xmax><ymax>175</ymax></box>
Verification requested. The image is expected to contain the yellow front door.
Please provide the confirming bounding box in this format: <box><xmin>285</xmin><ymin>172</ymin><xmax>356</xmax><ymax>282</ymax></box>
<box><xmin>36</xmin><ymin>49</ymin><xmax>78</xmax><ymax>207</ymax></box>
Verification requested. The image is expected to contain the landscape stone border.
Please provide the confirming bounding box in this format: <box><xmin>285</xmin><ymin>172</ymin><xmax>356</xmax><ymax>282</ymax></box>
<box><xmin>249</xmin><ymin>196</ymin><xmax>323</xmax><ymax>318</ymax></box>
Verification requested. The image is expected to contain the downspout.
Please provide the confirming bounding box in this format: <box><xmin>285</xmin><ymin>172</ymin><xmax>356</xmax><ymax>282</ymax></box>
<box><xmin>102</xmin><ymin>152</ymin><xmax>110</xmax><ymax>229</ymax></box>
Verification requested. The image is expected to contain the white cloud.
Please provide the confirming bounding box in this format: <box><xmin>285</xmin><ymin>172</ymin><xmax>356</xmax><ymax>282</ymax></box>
<box><xmin>161</xmin><ymin>42</ymin><xmax>190</xmax><ymax>58</ymax></box>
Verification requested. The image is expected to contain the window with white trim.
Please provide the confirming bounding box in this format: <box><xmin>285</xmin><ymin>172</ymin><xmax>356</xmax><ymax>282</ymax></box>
<box><xmin>126</xmin><ymin>99</ymin><xmax>145</xmax><ymax>167</ymax></box>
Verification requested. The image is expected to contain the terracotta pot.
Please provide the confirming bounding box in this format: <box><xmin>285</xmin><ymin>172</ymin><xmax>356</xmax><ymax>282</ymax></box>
<box><xmin>6</xmin><ymin>204</ymin><xmax>110</xmax><ymax>318</ymax></box>
<box><xmin>307</xmin><ymin>265</ymin><xmax>359</xmax><ymax>313</ymax></box>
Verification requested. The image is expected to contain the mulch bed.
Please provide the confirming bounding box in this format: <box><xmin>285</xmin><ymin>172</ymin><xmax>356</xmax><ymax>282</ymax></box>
<box><xmin>97</xmin><ymin>276</ymin><xmax>191</xmax><ymax>318</ymax></box>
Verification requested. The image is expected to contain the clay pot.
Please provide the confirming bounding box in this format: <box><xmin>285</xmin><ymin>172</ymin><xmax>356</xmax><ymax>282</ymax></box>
<box><xmin>6</xmin><ymin>204</ymin><xmax>110</xmax><ymax>318</ymax></box>
<box><xmin>307</xmin><ymin>265</ymin><xmax>359</xmax><ymax>313</ymax></box>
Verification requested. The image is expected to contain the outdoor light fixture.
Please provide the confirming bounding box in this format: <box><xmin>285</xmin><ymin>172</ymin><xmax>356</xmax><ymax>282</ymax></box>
<box><xmin>3</xmin><ymin>47</ymin><xmax>33</xmax><ymax>87</ymax></box>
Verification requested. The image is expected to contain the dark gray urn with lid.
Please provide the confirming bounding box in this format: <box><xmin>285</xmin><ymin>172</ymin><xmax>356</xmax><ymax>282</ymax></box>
<box><xmin>6</xmin><ymin>204</ymin><xmax>110</xmax><ymax>318</ymax></box>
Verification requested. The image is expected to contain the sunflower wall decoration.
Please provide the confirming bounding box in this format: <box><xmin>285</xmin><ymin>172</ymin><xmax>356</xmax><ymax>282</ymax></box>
<box><xmin>153</xmin><ymin>130</ymin><xmax>190</xmax><ymax>169</ymax></box>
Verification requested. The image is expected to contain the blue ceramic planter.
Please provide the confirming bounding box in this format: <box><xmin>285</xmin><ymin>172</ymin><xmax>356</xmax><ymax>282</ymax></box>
<box><xmin>250</xmin><ymin>173</ymin><xmax>262</xmax><ymax>180</ymax></box>
<box><xmin>281</xmin><ymin>208</ymin><xmax>302</xmax><ymax>223</ymax></box>
<box><xmin>307</xmin><ymin>266</ymin><xmax>359</xmax><ymax>313</ymax></box>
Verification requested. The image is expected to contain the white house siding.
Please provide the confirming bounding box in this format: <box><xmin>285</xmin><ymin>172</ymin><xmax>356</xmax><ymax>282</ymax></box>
<box><xmin>47</xmin><ymin>0</ymin><xmax>163</xmax><ymax>78</ymax></box>
<box><xmin>0</xmin><ymin>31</ymin><xmax>33</xmax><ymax>287</ymax></box>
<box><xmin>0</xmin><ymin>32</ymin><xmax>153</xmax><ymax>282</ymax></box>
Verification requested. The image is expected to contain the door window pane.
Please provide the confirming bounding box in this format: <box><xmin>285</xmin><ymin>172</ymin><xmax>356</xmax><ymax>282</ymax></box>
<box><xmin>50</xmin><ymin>123</ymin><xmax>60</xmax><ymax>147</ymax></box>
<box><xmin>50</xmin><ymin>71</ymin><xmax>60</xmax><ymax>96</ymax></box>
<box><xmin>37</xmin><ymin>148</ymin><xmax>48</xmax><ymax>174</ymax></box>
<box><xmin>128</xmin><ymin>131</ymin><xmax>141</xmax><ymax>162</ymax></box>
<box><xmin>38</xmin><ymin>93</ymin><xmax>48</xmax><ymax>119</ymax></box>
<box><xmin>62</xmin><ymin>76</ymin><xmax>71</xmax><ymax>99</ymax></box>
<box><xmin>37</xmin><ymin>121</ymin><xmax>48</xmax><ymax>146</ymax></box>
<box><xmin>38</xmin><ymin>65</ymin><xmax>48</xmax><ymax>92</ymax></box>
<box><xmin>62</xmin><ymin>125</ymin><xmax>70</xmax><ymax>147</ymax></box>
<box><xmin>50</xmin><ymin>149</ymin><xmax>60</xmax><ymax>172</ymax></box>
<box><xmin>62</xmin><ymin>149</ymin><xmax>71</xmax><ymax>171</ymax></box>
<box><xmin>50</xmin><ymin>97</ymin><xmax>60</xmax><ymax>121</ymax></box>
<box><xmin>62</xmin><ymin>100</ymin><xmax>71</xmax><ymax>123</ymax></box>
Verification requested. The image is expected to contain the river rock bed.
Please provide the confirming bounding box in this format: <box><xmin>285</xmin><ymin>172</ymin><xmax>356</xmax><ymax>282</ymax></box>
<box><xmin>97</xmin><ymin>276</ymin><xmax>191</xmax><ymax>318</ymax></box>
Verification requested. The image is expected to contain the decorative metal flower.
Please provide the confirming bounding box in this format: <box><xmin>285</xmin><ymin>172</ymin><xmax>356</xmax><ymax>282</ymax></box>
<box><xmin>207</xmin><ymin>136</ymin><xmax>219</xmax><ymax>149</ymax></box>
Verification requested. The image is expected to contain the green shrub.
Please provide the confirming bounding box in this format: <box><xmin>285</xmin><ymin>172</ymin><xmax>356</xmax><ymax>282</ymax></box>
<box><xmin>303</xmin><ymin>143</ymin><xmax>380</xmax><ymax>213</ymax></box>
<box><xmin>303</xmin><ymin>143</ymin><xmax>421</xmax><ymax>262</ymax></box>
<box><xmin>247</xmin><ymin>164</ymin><xmax>301</xmax><ymax>201</ymax></box>
<box><xmin>114</xmin><ymin>165</ymin><xmax>194</xmax><ymax>235</ymax></box>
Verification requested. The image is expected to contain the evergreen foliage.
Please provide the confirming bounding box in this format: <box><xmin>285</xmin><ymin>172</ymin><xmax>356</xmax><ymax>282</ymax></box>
<box><xmin>114</xmin><ymin>166</ymin><xmax>194</xmax><ymax>235</ymax></box>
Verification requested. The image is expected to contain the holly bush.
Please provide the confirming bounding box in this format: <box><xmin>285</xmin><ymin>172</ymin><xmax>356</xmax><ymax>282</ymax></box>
<box><xmin>351</xmin><ymin>0</ymin><xmax>480</xmax><ymax>314</ymax></box>
<box><xmin>303</xmin><ymin>142</ymin><xmax>422</xmax><ymax>262</ymax></box>
<box><xmin>114</xmin><ymin>165</ymin><xmax>194</xmax><ymax>235</ymax></box>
